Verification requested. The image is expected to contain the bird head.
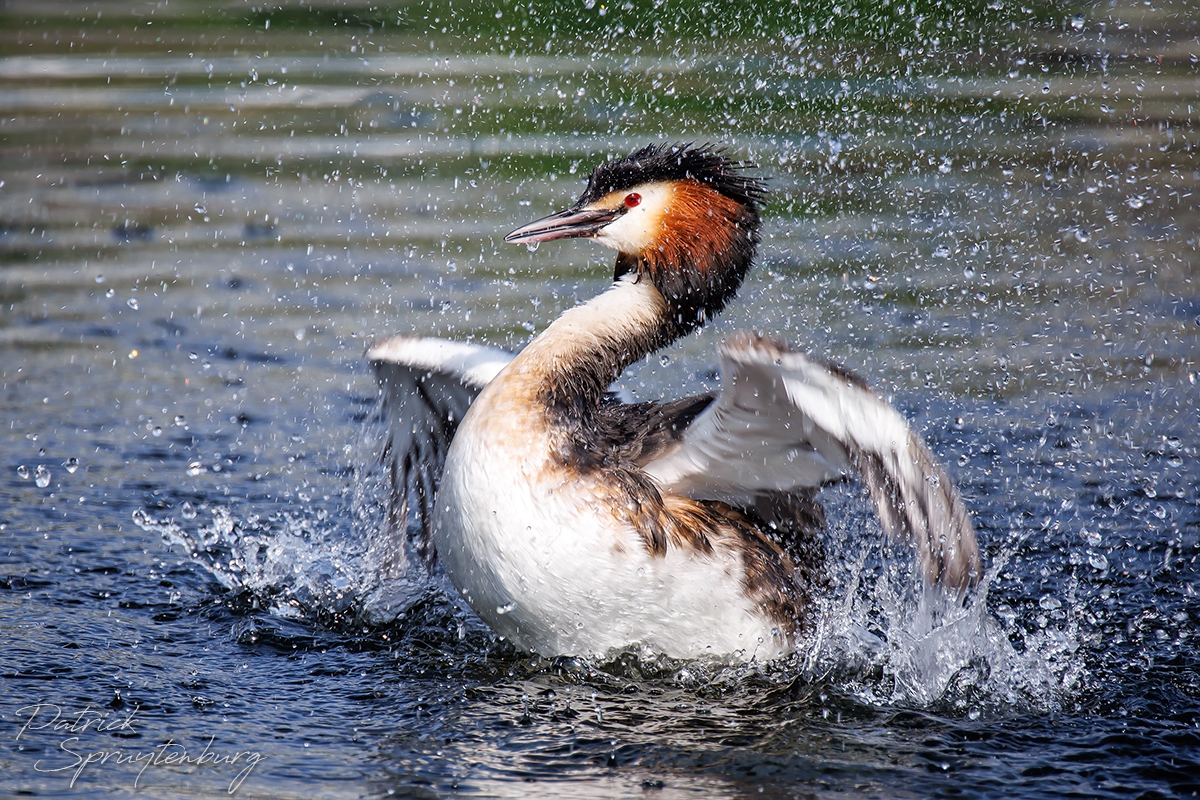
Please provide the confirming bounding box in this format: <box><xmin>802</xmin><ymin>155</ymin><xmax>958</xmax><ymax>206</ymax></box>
<box><xmin>505</xmin><ymin>144</ymin><xmax>765</xmax><ymax>335</ymax></box>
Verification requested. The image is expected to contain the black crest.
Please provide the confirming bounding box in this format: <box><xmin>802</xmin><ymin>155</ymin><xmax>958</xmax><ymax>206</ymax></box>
<box><xmin>578</xmin><ymin>143</ymin><xmax>766</xmax><ymax>208</ymax></box>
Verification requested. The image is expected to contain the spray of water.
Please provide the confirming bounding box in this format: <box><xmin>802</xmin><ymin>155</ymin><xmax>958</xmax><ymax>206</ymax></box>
<box><xmin>134</xmin><ymin>416</ymin><xmax>1083</xmax><ymax>713</ymax></box>
<box><xmin>132</xmin><ymin>408</ymin><xmax>433</xmax><ymax>626</ymax></box>
<box><xmin>797</xmin><ymin>541</ymin><xmax>1083</xmax><ymax>714</ymax></box>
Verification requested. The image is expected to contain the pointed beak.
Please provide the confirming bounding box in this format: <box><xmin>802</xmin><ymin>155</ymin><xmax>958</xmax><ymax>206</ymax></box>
<box><xmin>504</xmin><ymin>206</ymin><xmax>621</xmax><ymax>244</ymax></box>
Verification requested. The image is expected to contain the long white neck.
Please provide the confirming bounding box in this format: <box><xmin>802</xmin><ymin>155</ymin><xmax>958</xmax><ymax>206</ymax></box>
<box><xmin>509</xmin><ymin>275</ymin><xmax>670</xmax><ymax>414</ymax></box>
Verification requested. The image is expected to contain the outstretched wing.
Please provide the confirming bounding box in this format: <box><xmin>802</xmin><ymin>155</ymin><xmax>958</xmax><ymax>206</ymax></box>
<box><xmin>641</xmin><ymin>332</ymin><xmax>980</xmax><ymax>590</ymax></box>
<box><xmin>367</xmin><ymin>336</ymin><xmax>513</xmax><ymax>569</ymax></box>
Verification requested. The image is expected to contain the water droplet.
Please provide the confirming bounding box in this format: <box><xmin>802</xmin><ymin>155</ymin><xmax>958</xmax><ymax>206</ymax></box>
<box><xmin>963</xmin><ymin>267</ymin><xmax>975</xmax><ymax>279</ymax></box>
<box><xmin>65</xmin><ymin>457</ymin><xmax>79</xmax><ymax>474</ymax></box>
<box><xmin>1041</xmin><ymin>83</ymin><xmax>1050</xmax><ymax>94</ymax></box>
<box><xmin>933</xmin><ymin>244</ymin><xmax>951</xmax><ymax>258</ymax></box>
<box><xmin>95</xmin><ymin>274</ymin><xmax>105</xmax><ymax>284</ymax></box>
<box><xmin>659</xmin><ymin>355</ymin><xmax>670</xmax><ymax>366</ymax></box>
<box><xmin>152</xmin><ymin>426</ymin><xmax>163</xmax><ymax>437</ymax></box>
<box><xmin>188</xmin><ymin>352</ymin><xmax>198</xmax><ymax>361</ymax></box>
<box><xmin>186</xmin><ymin>461</ymin><xmax>207</xmax><ymax>476</ymax></box>
<box><xmin>957</xmin><ymin>454</ymin><xmax>969</xmax><ymax>466</ymax></box>
<box><xmin>35</xmin><ymin>465</ymin><xmax>51</xmax><ymax>488</ymax></box>
<box><xmin>105</xmin><ymin>288</ymin><xmax>115</xmax><ymax>298</ymax></box>
<box><xmin>174</xmin><ymin>414</ymin><xmax>186</xmax><ymax>426</ymax></box>
<box><xmin>525</xmin><ymin>242</ymin><xmax>540</xmax><ymax>253</ymax></box>
<box><xmin>496</xmin><ymin>601</ymin><xmax>517</xmax><ymax>615</ymax></box>
<box><xmin>181</xmin><ymin>501</ymin><xmax>197</xmax><ymax>520</ymax></box>
<box><xmin>925</xmin><ymin>474</ymin><xmax>941</xmax><ymax>487</ymax></box>
<box><xmin>1088</xmin><ymin>552</ymin><xmax>1108</xmax><ymax>571</ymax></box>
<box><xmin>1127</xmin><ymin>195</ymin><xmax>1145</xmax><ymax>210</ymax></box>
<box><xmin>1082</xmin><ymin>529</ymin><xmax>1102</xmax><ymax>546</ymax></box>
<box><xmin>126</xmin><ymin>298</ymin><xmax>139</xmax><ymax>310</ymax></box>
<box><xmin>16</xmin><ymin>465</ymin><xmax>29</xmax><ymax>480</ymax></box>
<box><xmin>1038</xmin><ymin>595</ymin><xmax>1062</xmax><ymax>611</ymax></box>
<box><xmin>1075</xmin><ymin>228</ymin><xmax>1090</xmax><ymax>243</ymax></box>
<box><xmin>1070</xmin><ymin>13</ymin><xmax>1085</xmax><ymax>30</ymax></box>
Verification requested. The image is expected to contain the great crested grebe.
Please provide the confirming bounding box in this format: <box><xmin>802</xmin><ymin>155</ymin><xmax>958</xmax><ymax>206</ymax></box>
<box><xmin>369</xmin><ymin>144</ymin><xmax>979</xmax><ymax>662</ymax></box>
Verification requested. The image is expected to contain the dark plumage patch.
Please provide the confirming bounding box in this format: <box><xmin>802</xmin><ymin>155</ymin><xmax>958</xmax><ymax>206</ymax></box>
<box><xmin>738</xmin><ymin>491</ymin><xmax>830</xmax><ymax>600</ymax></box>
<box><xmin>613</xmin><ymin>252</ymin><xmax>638</xmax><ymax>282</ymax></box>
<box><xmin>580</xmin><ymin>393</ymin><xmax>715</xmax><ymax>469</ymax></box>
<box><xmin>579</xmin><ymin>143</ymin><xmax>766</xmax><ymax>209</ymax></box>
<box><xmin>716</xmin><ymin>506</ymin><xmax>813</xmax><ymax>639</ymax></box>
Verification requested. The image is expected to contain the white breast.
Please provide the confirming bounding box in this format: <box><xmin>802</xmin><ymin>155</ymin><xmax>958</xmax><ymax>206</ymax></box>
<box><xmin>434</xmin><ymin>446</ymin><xmax>788</xmax><ymax>660</ymax></box>
<box><xmin>431</xmin><ymin>325</ymin><xmax>788</xmax><ymax>660</ymax></box>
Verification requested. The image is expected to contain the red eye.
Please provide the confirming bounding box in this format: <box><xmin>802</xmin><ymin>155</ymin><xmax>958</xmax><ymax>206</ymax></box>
<box><xmin>624</xmin><ymin>192</ymin><xmax>642</xmax><ymax>208</ymax></box>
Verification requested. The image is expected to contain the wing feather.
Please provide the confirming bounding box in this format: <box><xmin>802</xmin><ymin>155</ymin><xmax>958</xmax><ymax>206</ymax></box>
<box><xmin>642</xmin><ymin>332</ymin><xmax>980</xmax><ymax>590</ymax></box>
<box><xmin>367</xmin><ymin>336</ymin><xmax>513</xmax><ymax>569</ymax></box>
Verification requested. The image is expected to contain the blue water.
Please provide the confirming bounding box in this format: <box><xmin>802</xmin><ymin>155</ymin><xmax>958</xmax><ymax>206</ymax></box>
<box><xmin>2</xmin><ymin>2</ymin><xmax>1199</xmax><ymax>797</ymax></box>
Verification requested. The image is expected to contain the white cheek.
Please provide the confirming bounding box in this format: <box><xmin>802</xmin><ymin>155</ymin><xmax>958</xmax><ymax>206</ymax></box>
<box><xmin>592</xmin><ymin>184</ymin><xmax>672</xmax><ymax>253</ymax></box>
<box><xmin>594</xmin><ymin>211</ymin><xmax>652</xmax><ymax>252</ymax></box>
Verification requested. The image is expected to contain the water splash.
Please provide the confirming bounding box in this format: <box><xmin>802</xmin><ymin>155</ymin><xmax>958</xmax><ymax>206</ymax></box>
<box><xmin>133</xmin><ymin>410</ymin><xmax>433</xmax><ymax>627</ymax></box>
<box><xmin>134</xmin><ymin>504</ymin><xmax>430</xmax><ymax>626</ymax></box>
<box><xmin>133</xmin><ymin>498</ymin><xmax>1083</xmax><ymax>714</ymax></box>
<box><xmin>797</xmin><ymin>529</ymin><xmax>1083</xmax><ymax>714</ymax></box>
<box><xmin>132</xmin><ymin>407</ymin><xmax>1082</xmax><ymax>715</ymax></box>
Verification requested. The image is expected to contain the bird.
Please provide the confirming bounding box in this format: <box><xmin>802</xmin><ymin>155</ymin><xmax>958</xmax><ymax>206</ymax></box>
<box><xmin>368</xmin><ymin>143</ymin><xmax>979</xmax><ymax>663</ymax></box>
